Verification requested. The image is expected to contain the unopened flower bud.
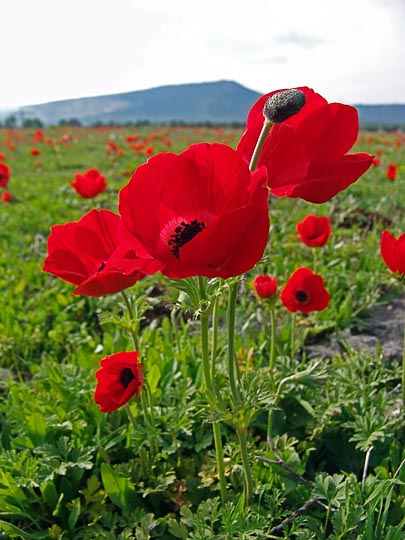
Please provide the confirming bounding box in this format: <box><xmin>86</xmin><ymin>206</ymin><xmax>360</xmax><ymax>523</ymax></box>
<box><xmin>263</xmin><ymin>89</ymin><xmax>306</xmax><ymax>123</ymax></box>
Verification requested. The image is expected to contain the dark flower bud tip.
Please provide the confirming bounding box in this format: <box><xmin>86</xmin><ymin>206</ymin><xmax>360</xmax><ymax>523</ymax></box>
<box><xmin>263</xmin><ymin>89</ymin><xmax>306</xmax><ymax>123</ymax></box>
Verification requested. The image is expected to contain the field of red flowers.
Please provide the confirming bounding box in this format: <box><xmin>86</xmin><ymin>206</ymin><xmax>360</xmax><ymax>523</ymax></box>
<box><xmin>1</xmin><ymin>88</ymin><xmax>405</xmax><ymax>539</ymax></box>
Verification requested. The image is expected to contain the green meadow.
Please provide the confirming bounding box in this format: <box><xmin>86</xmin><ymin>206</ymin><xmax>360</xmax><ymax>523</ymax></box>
<box><xmin>1</xmin><ymin>125</ymin><xmax>405</xmax><ymax>539</ymax></box>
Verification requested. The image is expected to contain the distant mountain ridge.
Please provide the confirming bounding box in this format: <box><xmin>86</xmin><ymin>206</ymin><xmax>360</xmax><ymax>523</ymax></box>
<box><xmin>18</xmin><ymin>81</ymin><xmax>262</xmax><ymax>126</ymax></box>
<box><xmin>9</xmin><ymin>80</ymin><xmax>405</xmax><ymax>127</ymax></box>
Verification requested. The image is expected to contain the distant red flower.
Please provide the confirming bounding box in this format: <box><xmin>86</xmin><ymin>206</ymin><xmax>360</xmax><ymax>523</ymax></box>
<box><xmin>280</xmin><ymin>267</ymin><xmax>330</xmax><ymax>313</ymax></box>
<box><xmin>237</xmin><ymin>87</ymin><xmax>374</xmax><ymax>203</ymax></box>
<box><xmin>0</xmin><ymin>152</ymin><xmax>5</xmax><ymax>161</ymax></box>
<box><xmin>144</xmin><ymin>146</ymin><xmax>154</xmax><ymax>156</ymax></box>
<box><xmin>71</xmin><ymin>168</ymin><xmax>107</xmax><ymax>198</ymax></box>
<box><xmin>380</xmin><ymin>230</ymin><xmax>405</xmax><ymax>275</ymax></box>
<box><xmin>1</xmin><ymin>191</ymin><xmax>12</xmax><ymax>203</ymax></box>
<box><xmin>32</xmin><ymin>130</ymin><xmax>45</xmax><ymax>144</ymax></box>
<box><xmin>296</xmin><ymin>215</ymin><xmax>332</xmax><ymax>247</ymax></box>
<box><xmin>386</xmin><ymin>164</ymin><xmax>398</xmax><ymax>181</ymax></box>
<box><xmin>253</xmin><ymin>275</ymin><xmax>278</xmax><ymax>299</ymax></box>
<box><xmin>106</xmin><ymin>140</ymin><xmax>118</xmax><ymax>153</ymax></box>
<box><xmin>0</xmin><ymin>163</ymin><xmax>10</xmax><ymax>187</ymax></box>
<box><xmin>94</xmin><ymin>351</ymin><xmax>143</xmax><ymax>412</ymax></box>
<box><xmin>42</xmin><ymin>209</ymin><xmax>161</xmax><ymax>297</ymax></box>
<box><xmin>118</xmin><ymin>143</ymin><xmax>270</xmax><ymax>279</ymax></box>
<box><xmin>30</xmin><ymin>148</ymin><xmax>40</xmax><ymax>156</ymax></box>
<box><xmin>372</xmin><ymin>157</ymin><xmax>382</xmax><ymax>166</ymax></box>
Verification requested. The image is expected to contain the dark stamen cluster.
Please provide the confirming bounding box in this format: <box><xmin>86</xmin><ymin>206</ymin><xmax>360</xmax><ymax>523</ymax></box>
<box><xmin>97</xmin><ymin>261</ymin><xmax>106</xmax><ymax>272</ymax></box>
<box><xmin>295</xmin><ymin>289</ymin><xmax>309</xmax><ymax>303</ymax></box>
<box><xmin>168</xmin><ymin>220</ymin><xmax>205</xmax><ymax>258</ymax></box>
<box><xmin>118</xmin><ymin>367</ymin><xmax>136</xmax><ymax>389</ymax></box>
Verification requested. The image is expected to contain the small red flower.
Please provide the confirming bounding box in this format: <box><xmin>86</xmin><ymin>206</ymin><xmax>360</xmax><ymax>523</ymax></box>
<box><xmin>372</xmin><ymin>157</ymin><xmax>382</xmax><ymax>166</ymax></box>
<box><xmin>118</xmin><ymin>143</ymin><xmax>270</xmax><ymax>279</ymax></box>
<box><xmin>380</xmin><ymin>230</ymin><xmax>405</xmax><ymax>275</ymax></box>
<box><xmin>386</xmin><ymin>164</ymin><xmax>398</xmax><ymax>181</ymax></box>
<box><xmin>253</xmin><ymin>274</ymin><xmax>278</xmax><ymax>299</ymax></box>
<box><xmin>94</xmin><ymin>351</ymin><xmax>143</xmax><ymax>412</ymax></box>
<box><xmin>71</xmin><ymin>168</ymin><xmax>107</xmax><ymax>198</ymax></box>
<box><xmin>280</xmin><ymin>267</ymin><xmax>330</xmax><ymax>313</ymax></box>
<box><xmin>237</xmin><ymin>87</ymin><xmax>374</xmax><ymax>203</ymax></box>
<box><xmin>296</xmin><ymin>215</ymin><xmax>332</xmax><ymax>247</ymax></box>
<box><xmin>0</xmin><ymin>163</ymin><xmax>10</xmax><ymax>187</ymax></box>
<box><xmin>1</xmin><ymin>191</ymin><xmax>12</xmax><ymax>203</ymax></box>
<box><xmin>42</xmin><ymin>209</ymin><xmax>161</xmax><ymax>297</ymax></box>
<box><xmin>30</xmin><ymin>148</ymin><xmax>41</xmax><ymax>156</ymax></box>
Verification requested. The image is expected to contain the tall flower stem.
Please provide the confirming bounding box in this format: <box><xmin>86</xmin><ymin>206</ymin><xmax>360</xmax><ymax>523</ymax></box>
<box><xmin>237</xmin><ymin>429</ymin><xmax>253</xmax><ymax>506</ymax></box>
<box><xmin>402</xmin><ymin>287</ymin><xmax>405</xmax><ymax>418</ymax></box>
<box><xmin>120</xmin><ymin>290</ymin><xmax>155</xmax><ymax>448</ymax></box>
<box><xmin>269</xmin><ymin>307</ymin><xmax>276</xmax><ymax>377</ymax></box>
<box><xmin>249</xmin><ymin>119</ymin><xmax>273</xmax><ymax>172</ymax></box>
<box><xmin>198</xmin><ymin>277</ymin><xmax>227</xmax><ymax>501</ymax></box>
<box><xmin>227</xmin><ymin>280</ymin><xmax>241</xmax><ymax>403</ymax></box>
<box><xmin>290</xmin><ymin>312</ymin><xmax>297</xmax><ymax>360</ymax></box>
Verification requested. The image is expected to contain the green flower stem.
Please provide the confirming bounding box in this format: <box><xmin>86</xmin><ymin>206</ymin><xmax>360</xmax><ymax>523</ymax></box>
<box><xmin>198</xmin><ymin>277</ymin><xmax>227</xmax><ymax>501</ymax></box>
<box><xmin>290</xmin><ymin>312</ymin><xmax>296</xmax><ymax>360</ymax></box>
<box><xmin>249</xmin><ymin>118</ymin><xmax>273</xmax><ymax>172</ymax></box>
<box><xmin>125</xmin><ymin>402</ymin><xmax>138</xmax><ymax>433</ymax></box>
<box><xmin>120</xmin><ymin>290</ymin><xmax>155</xmax><ymax>447</ymax></box>
<box><xmin>227</xmin><ymin>281</ymin><xmax>241</xmax><ymax>403</ymax></box>
<box><xmin>269</xmin><ymin>307</ymin><xmax>276</xmax><ymax>377</ymax></box>
<box><xmin>402</xmin><ymin>287</ymin><xmax>405</xmax><ymax>418</ymax></box>
<box><xmin>121</xmin><ymin>290</ymin><xmax>140</xmax><ymax>350</ymax></box>
<box><xmin>211</xmin><ymin>294</ymin><xmax>220</xmax><ymax>380</ymax></box>
<box><xmin>237</xmin><ymin>429</ymin><xmax>253</xmax><ymax>506</ymax></box>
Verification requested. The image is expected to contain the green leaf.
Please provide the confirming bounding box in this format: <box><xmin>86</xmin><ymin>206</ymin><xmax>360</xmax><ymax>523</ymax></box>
<box><xmin>100</xmin><ymin>463</ymin><xmax>137</xmax><ymax>511</ymax></box>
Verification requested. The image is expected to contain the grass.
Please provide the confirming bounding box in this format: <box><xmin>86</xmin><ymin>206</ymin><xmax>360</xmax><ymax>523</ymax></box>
<box><xmin>0</xmin><ymin>125</ymin><xmax>405</xmax><ymax>539</ymax></box>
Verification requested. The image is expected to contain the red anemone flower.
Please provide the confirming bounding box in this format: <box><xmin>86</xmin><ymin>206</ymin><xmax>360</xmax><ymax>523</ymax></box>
<box><xmin>94</xmin><ymin>351</ymin><xmax>143</xmax><ymax>412</ymax></box>
<box><xmin>71</xmin><ymin>168</ymin><xmax>107</xmax><ymax>198</ymax></box>
<box><xmin>386</xmin><ymin>164</ymin><xmax>398</xmax><ymax>181</ymax></box>
<box><xmin>1</xmin><ymin>191</ymin><xmax>12</xmax><ymax>203</ymax></box>
<box><xmin>42</xmin><ymin>209</ymin><xmax>161</xmax><ymax>297</ymax></box>
<box><xmin>380</xmin><ymin>230</ymin><xmax>405</xmax><ymax>275</ymax></box>
<box><xmin>0</xmin><ymin>163</ymin><xmax>10</xmax><ymax>187</ymax></box>
<box><xmin>253</xmin><ymin>275</ymin><xmax>278</xmax><ymax>299</ymax></box>
<box><xmin>237</xmin><ymin>87</ymin><xmax>373</xmax><ymax>203</ymax></box>
<box><xmin>296</xmin><ymin>214</ymin><xmax>332</xmax><ymax>247</ymax></box>
<box><xmin>118</xmin><ymin>143</ymin><xmax>270</xmax><ymax>279</ymax></box>
<box><xmin>280</xmin><ymin>267</ymin><xmax>330</xmax><ymax>313</ymax></box>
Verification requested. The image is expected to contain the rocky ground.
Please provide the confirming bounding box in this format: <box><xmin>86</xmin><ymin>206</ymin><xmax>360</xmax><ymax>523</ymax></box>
<box><xmin>306</xmin><ymin>293</ymin><xmax>405</xmax><ymax>362</ymax></box>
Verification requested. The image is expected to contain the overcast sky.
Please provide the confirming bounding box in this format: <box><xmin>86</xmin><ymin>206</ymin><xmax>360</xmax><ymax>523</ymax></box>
<box><xmin>1</xmin><ymin>0</ymin><xmax>404</xmax><ymax>110</ymax></box>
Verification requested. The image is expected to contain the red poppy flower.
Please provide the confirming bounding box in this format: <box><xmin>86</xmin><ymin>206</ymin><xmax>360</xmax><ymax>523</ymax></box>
<box><xmin>253</xmin><ymin>274</ymin><xmax>278</xmax><ymax>299</ymax></box>
<box><xmin>42</xmin><ymin>209</ymin><xmax>161</xmax><ymax>297</ymax></box>
<box><xmin>71</xmin><ymin>168</ymin><xmax>107</xmax><ymax>198</ymax></box>
<box><xmin>30</xmin><ymin>148</ymin><xmax>40</xmax><ymax>156</ymax></box>
<box><xmin>280</xmin><ymin>267</ymin><xmax>330</xmax><ymax>313</ymax></box>
<box><xmin>372</xmin><ymin>157</ymin><xmax>382</xmax><ymax>166</ymax></box>
<box><xmin>237</xmin><ymin>87</ymin><xmax>374</xmax><ymax>203</ymax></box>
<box><xmin>386</xmin><ymin>164</ymin><xmax>398</xmax><ymax>181</ymax></box>
<box><xmin>296</xmin><ymin>215</ymin><xmax>332</xmax><ymax>247</ymax></box>
<box><xmin>94</xmin><ymin>351</ymin><xmax>143</xmax><ymax>412</ymax></box>
<box><xmin>0</xmin><ymin>163</ymin><xmax>10</xmax><ymax>187</ymax></box>
<box><xmin>1</xmin><ymin>191</ymin><xmax>12</xmax><ymax>203</ymax></box>
<box><xmin>118</xmin><ymin>143</ymin><xmax>270</xmax><ymax>279</ymax></box>
<box><xmin>380</xmin><ymin>230</ymin><xmax>405</xmax><ymax>275</ymax></box>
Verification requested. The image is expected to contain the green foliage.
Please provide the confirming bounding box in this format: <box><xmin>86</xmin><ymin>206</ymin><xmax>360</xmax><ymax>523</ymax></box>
<box><xmin>1</xmin><ymin>126</ymin><xmax>405</xmax><ymax>538</ymax></box>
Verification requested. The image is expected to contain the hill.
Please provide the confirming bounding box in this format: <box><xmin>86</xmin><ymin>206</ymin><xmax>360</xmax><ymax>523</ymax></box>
<box><xmin>5</xmin><ymin>81</ymin><xmax>405</xmax><ymax>128</ymax></box>
<box><xmin>18</xmin><ymin>81</ymin><xmax>262</xmax><ymax>126</ymax></box>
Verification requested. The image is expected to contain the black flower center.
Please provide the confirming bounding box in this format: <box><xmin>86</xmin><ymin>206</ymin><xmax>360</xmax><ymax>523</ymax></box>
<box><xmin>118</xmin><ymin>367</ymin><xmax>135</xmax><ymax>389</ymax></box>
<box><xmin>168</xmin><ymin>220</ymin><xmax>206</xmax><ymax>259</ymax></box>
<box><xmin>97</xmin><ymin>261</ymin><xmax>106</xmax><ymax>272</ymax></box>
<box><xmin>295</xmin><ymin>289</ymin><xmax>309</xmax><ymax>303</ymax></box>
